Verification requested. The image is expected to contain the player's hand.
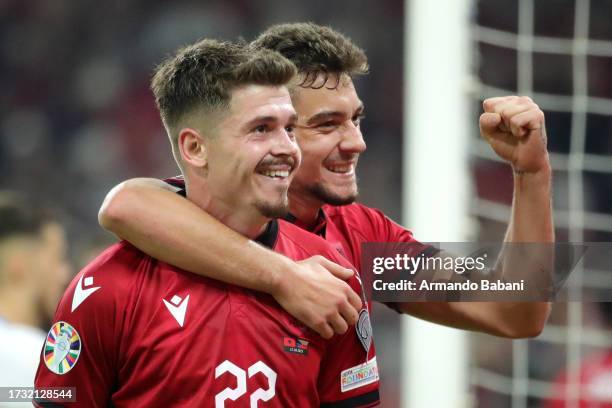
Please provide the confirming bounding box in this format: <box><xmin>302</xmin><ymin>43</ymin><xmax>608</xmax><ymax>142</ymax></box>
<box><xmin>480</xmin><ymin>96</ymin><xmax>550</xmax><ymax>174</ymax></box>
<box><xmin>271</xmin><ymin>255</ymin><xmax>363</xmax><ymax>339</ymax></box>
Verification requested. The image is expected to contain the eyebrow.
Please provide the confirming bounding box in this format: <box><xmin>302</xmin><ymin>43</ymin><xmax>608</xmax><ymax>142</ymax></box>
<box><xmin>305</xmin><ymin>111</ymin><xmax>343</xmax><ymax>126</ymax></box>
<box><xmin>305</xmin><ymin>104</ymin><xmax>365</xmax><ymax>126</ymax></box>
<box><xmin>243</xmin><ymin>113</ymin><xmax>298</xmax><ymax>130</ymax></box>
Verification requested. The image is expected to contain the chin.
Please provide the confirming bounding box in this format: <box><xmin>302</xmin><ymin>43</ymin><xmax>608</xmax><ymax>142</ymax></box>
<box><xmin>311</xmin><ymin>183</ymin><xmax>358</xmax><ymax>206</ymax></box>
<box><xmin>255</xmin><ymin>199</ymin><xmax>290</xmax><ymax>218</ymax></box>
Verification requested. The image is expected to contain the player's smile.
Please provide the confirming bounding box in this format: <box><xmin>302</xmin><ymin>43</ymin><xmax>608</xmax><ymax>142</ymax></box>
<box><xmin>253</xmin><ymin>154</ymin><xmax>298</xmax><ymax>201</ymax></box>
<box><xmin>323</xmin><ymin>159</ymin><xmax>357</xmax><ymax>178</ymax></box>
<box><xmin>255</xmin><ymin>159</ymin><xmax>295</xmax><ymax>185</ymax></box>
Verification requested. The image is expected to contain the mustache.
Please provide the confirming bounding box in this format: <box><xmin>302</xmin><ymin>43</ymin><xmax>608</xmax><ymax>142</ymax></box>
<box><xmin>256</xmin><ymin>155</ymin><xmax>297</xmax><ymax>169</ymax></box>
<box><xmin>323</xmin><ymin>154</ymin><xmax>359</xmax><ymax>165</ymax></box>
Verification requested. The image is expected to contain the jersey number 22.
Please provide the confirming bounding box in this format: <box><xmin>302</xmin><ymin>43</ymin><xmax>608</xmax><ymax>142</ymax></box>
<box><xmin>215</xmin><ymin>360</ymin><xmax>277</xmax><ymax>407</ymax></box>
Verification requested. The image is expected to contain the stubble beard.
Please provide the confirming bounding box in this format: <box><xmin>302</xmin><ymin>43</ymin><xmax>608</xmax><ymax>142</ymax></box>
<box><xmin>255</xmin><ymin>192</ymin><xmax>291</xmax><ymax>218</ymax></box>
<box><xmin>308</xmin><ymin>181</ymin><xmax>358</xmax><ymax>206</ymax></box>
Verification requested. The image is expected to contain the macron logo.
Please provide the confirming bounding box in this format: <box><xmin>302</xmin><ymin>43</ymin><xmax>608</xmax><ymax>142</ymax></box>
<box><xmin>71</xmin><ymin>275</ymin><xmax>101</xmax><ymax>312</ymax></box>
<box><xmin>163</xmin><ymin>294</ymin><xmax>190</xmax><ymax>327</ymax></box>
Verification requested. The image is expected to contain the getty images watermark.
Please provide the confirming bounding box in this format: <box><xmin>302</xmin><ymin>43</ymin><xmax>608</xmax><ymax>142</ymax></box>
<box><xmin>360</xmin><ymin>242</ymin><xmax>609</xmax><ymax>302</ymax></box>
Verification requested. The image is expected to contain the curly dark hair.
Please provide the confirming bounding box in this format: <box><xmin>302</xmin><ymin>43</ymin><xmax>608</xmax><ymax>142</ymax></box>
<box><xmin>251</xmin><ymin>22</ymin><xmax>369</xmax><ymax>89</ymax></box>
<box><xmin>151</xmin><ymin>39</ymin><xmax>296</xmax><ymax>164</ymax></box>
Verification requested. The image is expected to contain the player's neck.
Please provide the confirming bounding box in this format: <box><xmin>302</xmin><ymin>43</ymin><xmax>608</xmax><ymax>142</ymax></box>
<box><xmin>288</xmin><ymin>192</ymin><xmax>323</xmax><ymax>229</ymax></box>
<box><xmin>209</xmin><ymin>207</ymin><xmax>269</xmax><ymax>239</ymax></box>
<box><xmin>0</xmin><ymin>288</ymin><xmax>40</xmax><ymax>328</ymax></box>
<box><xmin>185</xmin><ymin>182</ymin><xmax>268</xmax><ymax>239</ymax></box>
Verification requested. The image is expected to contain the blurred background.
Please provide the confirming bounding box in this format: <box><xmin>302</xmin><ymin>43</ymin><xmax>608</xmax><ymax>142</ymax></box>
<box><xmin>469</xmin><ymin>1</ymin><xmax>612</xmax><ymax>407</ymax></box>
<box><xmin>0</xmin><ymin>0</ymin><xmax>610</xmax><ymax>407</ymax></box>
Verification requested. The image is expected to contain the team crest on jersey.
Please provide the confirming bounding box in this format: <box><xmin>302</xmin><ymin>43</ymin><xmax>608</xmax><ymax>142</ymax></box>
<box><xmin>43</xmin><ymin>321</ymin><xmax>81</xmax><ymax>375</ymax></box>
<box><xmin>356</xmin><ymin>309</ymin><xmax>373</xmax><ymax>352</ymax></box>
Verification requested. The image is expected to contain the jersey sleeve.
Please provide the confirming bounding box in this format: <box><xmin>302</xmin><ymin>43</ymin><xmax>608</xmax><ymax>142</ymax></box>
<box><xmin>34</xmin><ymin>244</ymin><xmax>134</xmax><ymax>407</ymax></box>
<box><xmin>374</xmin><ymin>211</ymin><xmax>441</xmax><ymax>259</ymax></box>
<box><xmin>343</xmin><ymin>205</ymin><xmax>438</xmax><ymax>314</ymax></box>
<box><xmin>360</xmin><ymin>205</ymin><xmax>416</xmax><ymax>243</ymax></box>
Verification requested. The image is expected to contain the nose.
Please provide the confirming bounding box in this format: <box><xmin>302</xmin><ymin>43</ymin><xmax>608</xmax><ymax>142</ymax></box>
<box><xmin>271</xmin><ymin>128</ymin><xmax>300</xmax><ymax>159</ymax></box>
<box><xmin>339</xmin><ymin>123</ymin><xmax>366</xmax><ymax>154</ymax></box>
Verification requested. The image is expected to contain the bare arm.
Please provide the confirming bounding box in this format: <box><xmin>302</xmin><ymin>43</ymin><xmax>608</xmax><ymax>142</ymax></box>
<box><xmin>99</xmin><ymin>178</ymin><xmax>362</xmax><ymax>339</ymax></box>
<box><xmin>397</xmin><ymin>96</ymin><xmax>553</xmax><ymax>338</ymax></box>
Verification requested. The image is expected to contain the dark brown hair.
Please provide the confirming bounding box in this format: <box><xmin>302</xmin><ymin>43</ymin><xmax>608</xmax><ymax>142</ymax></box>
<box><xmin>0</xmin><ymin>192</ymin><xmax>51</xmax><ymax>243</ymax></box>
<box><xmin>251</xmin><ymin>22</ymin><xmax>369</xmax><ymax>89</ymax></box>
<box><xmin>150</xmin><ymin>39</ymin><xmax>296</xmax><ymax>163</ymax></box>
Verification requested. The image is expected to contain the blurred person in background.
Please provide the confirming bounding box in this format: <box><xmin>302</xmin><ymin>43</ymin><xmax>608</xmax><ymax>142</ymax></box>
<box><xmin>99</xmin><ymin>22</ymin><xmax>553</xmax><ymax>341</ymax></box>
<box><xmin>545</xmin><ymin>302</ymin><xmax>612</xmax><ymax>407</ymax></box>
<box><xmin>0</xmin><ymin>192</ymin><xmax>70</xmax><ymax>388</ymax></box>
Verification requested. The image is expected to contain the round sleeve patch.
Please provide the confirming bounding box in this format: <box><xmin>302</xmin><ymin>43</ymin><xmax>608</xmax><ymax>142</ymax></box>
<box><xmin>43</xmin><ymin>321</ymin><xmax>81</xmax><ymax>375</ymax></box>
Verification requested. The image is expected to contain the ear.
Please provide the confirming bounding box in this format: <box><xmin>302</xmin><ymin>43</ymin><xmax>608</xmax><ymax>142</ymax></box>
<box><xmin>178</xmin><ymin>128</ymin><xmax>208</xmax><ymax>168</ymax></box>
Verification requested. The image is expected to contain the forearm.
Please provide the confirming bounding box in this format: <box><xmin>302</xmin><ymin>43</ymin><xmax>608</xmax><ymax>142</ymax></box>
<box><xmin>396</xmin><ymin>298</ymin><xmax>549</xmax><ymax>337</ymax></box>
<box><xmin>99</xmin><ymin>179</ymin><xmax>291</xmax><ymax>294</ymax></box>
<box><xmin>396</xmin><ymin>301</ymin><xmax>541</xmax><ymax>338</ymax></box>
<box><xmin>396</xmin><ymin>168</ymin><xmax>554</xmax><ymax>337</ymax></box>
<box><xmin>502</xmin><ymin>165</ymin><xmax>554</xmax><ymax>291</ymax></box>
<box><xmin>506</xmin><ymin>165</ymin><xmax>554</xmax><ymax>243</ymax></box>
<box><xmin>485</xmin><ymin>165</ymin><xmax>554</xmax><ymax>336</ymax></box>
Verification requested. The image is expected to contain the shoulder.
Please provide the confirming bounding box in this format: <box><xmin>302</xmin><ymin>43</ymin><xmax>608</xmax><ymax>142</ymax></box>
<box><xmin>323</xmin><ymin>202</ymin><xmax>395</xmax><ymax>234</ymax></box>
<box><xmin>325</xmin><ymin>203</ymin><xmax>417</xmax><ymax>243</ymax></box>
<box><xmin>58</xmin><ymin>242</ymin><xmax>153</xmax><ymax>314</ymax></box>
<box><xmin>324</xmin><ymin>202</ymin><xmax>386</xmax><ymax>225</ymax></box>
<box><xmin>80</xmin><ymin>241</ymin><xmax>150</xmax><ymax>283</ymax></box>
<box><xmin>276</xmin><ymin>220</ymin><xmax>331</xmax><ymax>252</ymax></box>
<box><xmin>276</xmin><ymin>220</ymin><xmax>349</xmax><ymax>265</ymax></box>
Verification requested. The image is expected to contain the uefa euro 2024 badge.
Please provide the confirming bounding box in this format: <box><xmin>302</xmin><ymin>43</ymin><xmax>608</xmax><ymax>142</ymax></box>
<box><xmin>43</xmin><ymin>321</ymin><xmax>82</xmax><ymax>375</ymax></box>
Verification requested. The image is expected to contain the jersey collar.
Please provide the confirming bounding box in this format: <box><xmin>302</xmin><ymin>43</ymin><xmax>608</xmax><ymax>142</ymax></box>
<box><xmin>254</xmin><ymin>219</ymin><xmax>279</xmax><ymax>249</ymax></box>
<box><xmin>283</xmin><ymin>209</ymin><xmax>327</xmax><ymax>237</ymax></box>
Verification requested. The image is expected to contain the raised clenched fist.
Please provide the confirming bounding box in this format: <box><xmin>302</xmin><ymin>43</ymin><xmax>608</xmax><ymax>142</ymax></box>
<box><xmin>480</xmin><ymin>96</ymin><xmax>550</xmax><ymax>174</ymax></box>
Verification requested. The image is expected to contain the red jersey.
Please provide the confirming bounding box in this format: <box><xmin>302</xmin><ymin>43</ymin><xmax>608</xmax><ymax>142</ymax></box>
<box><xmin>35</xmin><ymin>220</ymin><xmax>379</xmax><ymax>407</ymax></box>
<box><xmin>298</xmin><ymin>203</ymin><xmax>420</xmax><ymax>268</ymax></box>
<box><xmin>545</xmin><ymin>350</ymin><xmax>612</xmax><ymax>408</ymax></box>
<box><xmin>164</xmin><ymin>176</ymin><xmax>423</xmax><ymax>275</ymax></box>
